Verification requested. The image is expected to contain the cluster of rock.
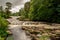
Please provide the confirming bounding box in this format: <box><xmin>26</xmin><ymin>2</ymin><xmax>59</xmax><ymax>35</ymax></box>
<box><xmin>22</xmin><ymin>22</ymin><xmax>60</xmax><ymax>40</ymax></box>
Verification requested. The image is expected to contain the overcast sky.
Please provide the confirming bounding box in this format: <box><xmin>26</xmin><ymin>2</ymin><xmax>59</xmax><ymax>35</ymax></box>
<box><xmin>0</xmin><ymin>0</ymin><xmax>30</xmax><ymax>13</ymax></box>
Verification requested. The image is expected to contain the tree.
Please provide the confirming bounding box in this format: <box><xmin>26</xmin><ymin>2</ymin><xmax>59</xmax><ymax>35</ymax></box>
<box><xmin>0</xmin><ymin>6</ymin><xmax>3</xmax><ymax>12</ymax></box>
<box><xmin>24</xmin><ymin>2</ymin><xmax>30</xmax><ymax>13</ymax></box>
<box><xmin>6</xmin><ymin>2</ymin><xmax>12</xmax><ymax>9</ymax></box>
<box><xmin>24</xmin><ymin>2</ymin><xmax>30</xmax><ymax>18</ymax></box>
<box><xmin>5</xmin><ymin>2</ymin><xmax>12</xmax><ymax>18</ymax></box>
<box><xmin>0</xmin><ymin>6</ymin><xmax>5</xmax><ymax>18</ymax></box>
<box><xmin>0</xmin><ymin>6</ymin><xmax>3</xmax><ymax>16</ymax></box>
<box><xmin>19</xmin><ymin>2</ymin><xmax>30</xmax><ymax>19</ymax></box>
<box><xmin>29</xmin><ymin>0</ymin><xmax>60</xmax><ymax>23</ymax></box>
<box><xmin>19</xmin><ymin>8</ymin><xmax>25</xmax><ymax>17</ymax></box>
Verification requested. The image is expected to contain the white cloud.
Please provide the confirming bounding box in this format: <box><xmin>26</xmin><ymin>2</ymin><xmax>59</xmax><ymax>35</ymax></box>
<box><xmin>23</xmin><ymin>0</ymin><xmax>30</xmax><ymax>3</ymax></box>
<box><xmin>10</xmin><ymin>0</ymin><xmax>30</xmax><ymax>13</ymax></box>
<box><xmin>10</xmin><ymin>5</ymin><xmax>24</xmax><ymax>13</ymax></box>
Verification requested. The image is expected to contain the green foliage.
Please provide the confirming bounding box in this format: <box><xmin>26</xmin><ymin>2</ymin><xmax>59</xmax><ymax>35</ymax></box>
<box><xmin>19</xmin><ymin>8</ymin><xmax>25</xmax><ymax>17</ymax></box>
<box><xmin>24</xmin><ymin>2</ymin><xmax>30</xmax><ymax>18</ymax></box>
<box><xmin>0</xmin><ymin>6</ymin><xmax>5</xmax><ymax>18</ymax></box>
<box><xmin>0</xmin><ymin>16</ymin><xmax>8</xmax><ymax>38</ymax></box>
<box><xmin>6</xmin><ymin>2</ymin><xmax>12</xmax><ymax>9</ymax></box>
<box><xmin>0</xmin><ymin>4</ymin><xmax>10</xmax><ymax>40</ymax></box>
<box><xmin>11</xmin><ymin>12</ymin><xmax>20</xmax><ymax>16</ymax></box>
<box><xmin>19</xmin><ymin>2</ymin><xmax>30</xmax><ymax>19</ymax></box>
<box><xmin>4</xmin><ymin>2</ymin><xmax>12</xmax><ymax>18</ymax></box>
<box><xmin>39</xmin><ymin>35</ymin><xmax>50</xmax><ymax>40</ymax></box>
<box><xmin>0</xmin><ymin>2</ymin><xmax>12</xmax><ymax>19</ymax></box>
<box><xmin>29</xmin><ymin>0</ymin><xmax>53</xmax><ymax>20</ymax></box>
<box><xmin>18</xmin><ymin>0</ymin><xmax>60</xmax><ymax>23</ymax></box>
<box><xmin>18</xmin><ymin>8</ymin><xmax>26</xmax><ymax>20</ymax></box>
<box><xmin>28</xmin><ymin>0</ymin><xmax>60</xmax><ymax>23</ymax></box>
<box><xmin>0</xmin><ymin>37</ymin><xmax>5</xmax><ymax>40</ymax></box>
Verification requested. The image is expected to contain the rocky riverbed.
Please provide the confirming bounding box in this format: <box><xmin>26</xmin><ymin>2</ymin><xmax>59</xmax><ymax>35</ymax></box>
<box><xmin>22</xmin><ymin>22</ymin><xmax>60</xmax><ymax>40</ymax></box>
<box><xmin>7</xmin><ymin>16</ymin><xmax>31</xmax><ymax>40</ymax></box>
<box><xmin>7</xmin><ymin>16</ymin><xmax>60</xmax><ymax>40</ymax></box>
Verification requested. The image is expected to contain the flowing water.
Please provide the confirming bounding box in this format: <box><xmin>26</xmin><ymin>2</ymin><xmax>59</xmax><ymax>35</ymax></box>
<box><xmin>7</xmin><ymin>16</ymin><xmax>31</xmax><ymax>40</ymax></box>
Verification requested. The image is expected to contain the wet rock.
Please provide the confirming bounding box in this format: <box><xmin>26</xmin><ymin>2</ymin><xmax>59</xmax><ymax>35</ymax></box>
<box><xmin>36</xmin><ymin>34</ymin><xmax>42</xmax><ymax>38</ymax></box>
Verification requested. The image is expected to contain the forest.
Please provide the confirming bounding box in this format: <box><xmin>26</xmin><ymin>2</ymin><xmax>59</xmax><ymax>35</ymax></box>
<box><xmin>19</xmin><ymin>0</ymin><xmax>60</xmax><ymax>23</ymax></box>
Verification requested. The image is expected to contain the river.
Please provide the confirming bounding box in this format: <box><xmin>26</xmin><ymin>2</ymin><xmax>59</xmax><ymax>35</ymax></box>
<box><xmin>7</xmin><ymin>16</ymin><xmax>31</xmax><ymax>40</ymax></box>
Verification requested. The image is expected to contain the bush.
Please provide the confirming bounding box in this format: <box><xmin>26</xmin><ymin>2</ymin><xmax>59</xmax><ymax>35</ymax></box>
<box><xmin>0</xmin><ymin>16</ymin><xmax>9</xmax><ymax>39</ymax></box>
<box><xmin>28</xmin><ymin>0</ymin><xmax>60</xmax><ymax>23</ymax></box>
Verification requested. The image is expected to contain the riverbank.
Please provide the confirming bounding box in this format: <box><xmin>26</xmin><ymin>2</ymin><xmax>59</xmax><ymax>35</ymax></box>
<box><xmin>22</xmin><ymin>22</ymin><xmax>60</xmax><ymax>40</ymax></box>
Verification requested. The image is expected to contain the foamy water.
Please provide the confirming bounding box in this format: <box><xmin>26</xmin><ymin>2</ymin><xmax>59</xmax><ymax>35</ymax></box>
<box><xmin>7</xmin><ymin>16</ymin><xmax>31</xmax><ymax>40</ymax></box>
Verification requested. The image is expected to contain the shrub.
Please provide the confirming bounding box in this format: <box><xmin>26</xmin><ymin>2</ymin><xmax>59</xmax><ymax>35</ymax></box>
<box><xmin>0</xmin><ymin>16</ymin><xmax>9</xmax><ymax>39</ymax></box>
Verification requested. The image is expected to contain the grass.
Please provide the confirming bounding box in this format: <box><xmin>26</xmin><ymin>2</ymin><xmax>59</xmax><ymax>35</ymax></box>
<box><xmin>39</xmin><ymin>35</ymin><xmax>50</xmax><ymax>40</ymax></box>
<box><xmin>0</xmin><ymin>36</ymin><xmax>5</xmax><ymax>40</ymax></box>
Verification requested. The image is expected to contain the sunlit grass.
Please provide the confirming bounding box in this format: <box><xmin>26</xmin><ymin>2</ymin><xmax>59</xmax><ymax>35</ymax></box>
<box><xmin>0</xmin><ymin>36</ymin><xmax>5</xmax><ymax>40</ymax></box>
<box><xmin>39</xmin><ymin>35</ymin><xmax>50</xmax><ymax>40</ymax></box>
